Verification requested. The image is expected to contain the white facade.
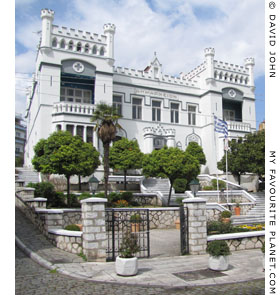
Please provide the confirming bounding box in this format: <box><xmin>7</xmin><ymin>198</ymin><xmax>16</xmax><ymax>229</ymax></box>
<box><xmin>24</xmin><ymin>9</ymin><xmax>256</xmax><ymax>175</ymax></box>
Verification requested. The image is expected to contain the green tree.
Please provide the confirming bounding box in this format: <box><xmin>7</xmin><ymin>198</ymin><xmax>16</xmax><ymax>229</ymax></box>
<box><xmin>142</xmin><ymin>146</ymin><xmax>200</xmax><ymax>205</ymax></box>
<box><xmin>109</xmin><ymin>138</ymin><xmax>143</xmax><ymax>190</ymax></box>
<box><xmin>91</xmin><ymin>103</ymin><xmax>122</xmax><ymax>197</ymax></box>
<box><xmin>185</xmin><ymin>142</ymin><xmax>206</xmax><ymax>165</ymax></box>
<box><xmin>32</xmin><ymin>131</ymin><xmax>100</xmax><ymax>205</ymax></box>
<box><xmin>217</xmin><ymin>130</ymin><xmax>265</xmax><ymax>185</ymax></box>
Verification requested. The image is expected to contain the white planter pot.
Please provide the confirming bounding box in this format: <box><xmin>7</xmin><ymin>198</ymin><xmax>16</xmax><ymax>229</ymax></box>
<box><xmin>115</xmin><ymin>256</ymin><xmax>138</xmax><ymax>276</ymax></box>
<box><xmin>208</xmin><ymin>255</ymin><xmax>229</xmax><ymax>271</ymax></box>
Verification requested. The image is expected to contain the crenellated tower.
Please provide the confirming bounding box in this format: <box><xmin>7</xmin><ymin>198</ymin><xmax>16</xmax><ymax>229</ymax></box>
<box><xmin>244</xmin><ymin>57</ymin><xmax>255</xmax><ymax>87</ymax></box>
<box><xmin>103</xmin><ymin>23</ymin><xmax>116</xmax><ymax>59</ymax></box>
<box><xmin>204</xmin><ymin>47</ymin><xmax>215</xmax><ymax>82</ymax></box>
<box><xmin>40</xmin><ymin>8</ymin><xmax>55</xmax><ymax>51</ymax></box>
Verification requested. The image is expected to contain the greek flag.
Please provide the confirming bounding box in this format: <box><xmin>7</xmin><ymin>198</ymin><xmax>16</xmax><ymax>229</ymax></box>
<box><xmin>214</xmin><ymin>116</ymin><xmax>228</xmax><ymax>138</ymax></box>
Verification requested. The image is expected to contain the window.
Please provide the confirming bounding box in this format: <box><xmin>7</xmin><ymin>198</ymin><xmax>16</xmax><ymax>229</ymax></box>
<box><xmin>66</xmin><ymin>125</ymin><xmax>74</xmax><ymax>135</ymax></box>
<box><xmin>132</xmin><ymin>98</ymin><xmax>142</xmax><ymax>119</ymax></box>
<box><xmin>68</xmin><ymin>40</ymin><xmax>73</xmax><ymax>50</ymax></box>
<box><xmin>92</xmin><ymin>46</ymin><xmax>97</xmax><ymax>54</ymax></box>
<box><xmin>16</xmin><ymin>147</ymin><xmax>21</xmax><ymax>153</ymax></box>
<box><xmin>86</xmin><ymin>127</ymin><xmax>93</xmax><ymax>143</ymax></box>
<box><xmin>171</xmin><ymin>103</ymin><xmax>179</xmax><ymax>123</ymax></box>
<box><xmin>76</xmin><ymin>42</ymin><xmax>82</xmax><ymax>52</ymax></box>
<box><xmin>223</xmin><ymin>110</ymin><xmax>235</xmax><ymax>121</ymax></box>
<box><xmin>154</xmin><ymin>137</ymin><xmax>166</xmax><ymax>150</ymax></box>
<box><xmin>113</xmin><ymin>95</ymin><xmax>122</xmax><ymax>115</ymax></box>
<box><xmin>188</xmin><ymin>105</ymin><xmax>196</xmax><ymax>125</ymax></box>
<box><xmin>60</xmin><ymin>39</ymin><xmax>65</xmax><ymax>49</ymax></box>
<box><xmin>52</xmin><ymin>38</ymin><xmax>57</xmax><ymax>47</ymax></box>
<box><xmin>60</xmin><ymin>87</ymin><xmax>92</xmax><ymax>104</ymax></box>
<box><xmin>100</xmin><ymin>47</ymin><xmax>105</xmax><ymax>56</ymax></box>
<box><xmin>76</xmin><ymin>126</ymin><xmax>84</xmax><ymax>140</ymax></box>
<box><xmin>56</xmin><ymin>125</ymin><xmax>61</xmax><ymax>131</ymax></box>
<box><xmin>84</xmin><ymin>44</ymin><xmax>89</xmax><ymax>53</ymax></box>
<box><xmin>16</xmin><ymin>132</ymin><xmax>21</xmax><ymax>138</ymax></box>
<box><xmin>152</xmin><ymin>100</ymin><xmax>161</xmax><ymax>122</ymax></box>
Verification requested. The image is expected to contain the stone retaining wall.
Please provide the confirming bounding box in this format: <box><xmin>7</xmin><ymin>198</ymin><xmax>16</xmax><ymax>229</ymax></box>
<box><xmin>148</xmin><ymin>208</ymin><xmax>180</xmax><ymax>229</ymax></box>
<box><xmin>62</xmin><ymin>209</ymin><xmax>82</xmax><ymax>228</ymax></box>
<box><xmin>48</xmin><ymin>229</ymin><xmax>83</xmax><ymax>255</ymax></box>
<box><xmin>207</xmin><ymin>231</ymin><xmax>265</xmax><ymax>251</ymax></box>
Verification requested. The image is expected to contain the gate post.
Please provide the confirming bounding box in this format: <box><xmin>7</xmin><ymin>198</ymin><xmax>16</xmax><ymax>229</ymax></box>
<box><xmin>183</xmin><ymin>198</ymin><xmax>207</xmax><ymax>255</ymax></box>
<box><xmin>81</xmin><ymin>197</ymin><xmax>107</xmax><ymax>262</ymax></box>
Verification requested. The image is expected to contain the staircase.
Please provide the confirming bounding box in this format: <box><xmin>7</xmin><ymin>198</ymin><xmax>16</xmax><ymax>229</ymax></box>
<box><xmin>231</xmin><ymin>192</ymin><xmax>265</xmax><ymax>225</ymax></box>
<box><xmin>142</xmin><ymin>178</ymin><xmax>178</xmax><ymax>206</ymax></box>
<box><xmin>16</xmin><ymin>167</ymin><xmax>40</xmax><ymax>185</ymax></box>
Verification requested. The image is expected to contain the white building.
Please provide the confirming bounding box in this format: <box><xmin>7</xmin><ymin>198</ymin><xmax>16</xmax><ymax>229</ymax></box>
<box><xmin>24</xmin><ymin>9</ymin><xmax>256</xmax><ymax>175</ymax></box>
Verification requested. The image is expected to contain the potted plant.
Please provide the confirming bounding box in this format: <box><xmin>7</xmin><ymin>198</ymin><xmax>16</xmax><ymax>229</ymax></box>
<box><xmin>130</xmin><ymin>214</ymin><xmax>142</xmax><ymax>232</ymax></box>
<box><xmin>261</xmin><ymin>242</ymin><xmax>265</xmax><ymax>271</ymax></box>
<box><xmin>206</xmin><ymin>240</ymin><xmax>231</xmax><ymax>271</ymax></box>
<box><xmin>220</xmin><ymin>210</ymin><xmax>232</xmax><ymax>223</ymax></box>
<box><xmin>115</xmin><ymin>233</ymin><xmax>141</xmax><ymax>276</ymax></box>
<box><xmin>234</xmin><ymin>203</ymin><xmax>241</xmax><ymax>216</ymax></box>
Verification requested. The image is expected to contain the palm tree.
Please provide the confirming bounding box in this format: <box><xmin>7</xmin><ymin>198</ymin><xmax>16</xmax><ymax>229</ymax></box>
<box><xmin>91</xmin><ymin>102</ymin><xmax>122</xmax><ymax>197</ymax></box>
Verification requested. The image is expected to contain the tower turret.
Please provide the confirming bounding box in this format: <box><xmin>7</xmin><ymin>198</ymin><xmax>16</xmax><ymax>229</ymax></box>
<box><xmin>40</xmin><ymin>8</ymin><xmax>55</xmax><ymax>50</ymax></box>
<box><xmin>103</xmin><ymin>23</ymin><xmax>116</xmax><ymax>59</ymax></box>
<box><xmin>244</xmin><ymin>57</ymin><xmax>255</xmax><ymax>87</ymax></box>
<box><xmin>204</xmin><ymin>47</ymin><xmax>215</xmax><ymax>82</ymax></box>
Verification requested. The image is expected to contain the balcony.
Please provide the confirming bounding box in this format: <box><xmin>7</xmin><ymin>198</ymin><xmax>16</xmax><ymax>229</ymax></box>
<box><xmin>227</xmin><ymin>121</ymin><xmax>251</xmax><ymax>132</ymax></box>
<box><xmin>53</xmin><ymin>102</ymin><xmax>95</xmax><ymax>116</ymax></box>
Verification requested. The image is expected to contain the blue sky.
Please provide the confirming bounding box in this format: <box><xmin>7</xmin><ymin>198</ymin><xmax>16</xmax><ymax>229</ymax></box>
<box><xmin>15</xmin><ymin>0</ymin><xmax>265</xmax><ymax>128</ymax></box>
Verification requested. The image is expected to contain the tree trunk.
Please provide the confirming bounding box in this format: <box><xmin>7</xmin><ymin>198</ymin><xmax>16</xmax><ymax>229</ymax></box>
<box><xmin>78</xmin><ymin>175</ymin><xmax>81</xmax><ymax>191</ymax></box>
<box><xmin>167</xmin><ymin>181</ymin><xmax>173</xmax><ymax>206</ymax></box>
<box><xmin>103</xmin><ymin>142</ymin><xmax>110</xmax><ymax>198</ymax></box>
<box><xmin>66</xmin><ymin>175</ymin><xmax>71</xmax><ymax>207</ymax></box>
<box><xmin>124</xmin><ymin>170</ymin><xmax>127</xmax><ymax>191</ymax></box>
<box><xmin>238</xmin><ymin>174</ymin><xmax>241</xmax><ymax>185</ymax></box>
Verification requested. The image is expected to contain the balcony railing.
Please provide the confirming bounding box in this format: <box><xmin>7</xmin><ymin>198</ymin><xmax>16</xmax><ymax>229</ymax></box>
<box><xmin>53</xmin><ymin>102</ymin><xmax>95</xmax><ymax>116</ymax></box>
<box><xmin>227</xmin><ymin>120</ymin><xmax>251</xmax><ymax>132</ymax></box>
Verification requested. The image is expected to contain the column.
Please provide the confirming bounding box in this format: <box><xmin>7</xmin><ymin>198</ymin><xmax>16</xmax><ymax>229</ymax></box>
<box><xmin>183</xmin><ymin>197</ymin><xmax>207</xmax><ymax>255</ymax></box>
<box><xmin>44</xmin><ymin>209</ymin><xmax>63</xmax><ymax>231</ymax></box>
<box><xmin>81</xmin><ymin>198</ymin><xmax>108</xmax><ymax>262</ymax></box>
<box><xmin>83</xmin><ymin>125</ymin><xmax>87</xmax><ymax>142</ymax></box>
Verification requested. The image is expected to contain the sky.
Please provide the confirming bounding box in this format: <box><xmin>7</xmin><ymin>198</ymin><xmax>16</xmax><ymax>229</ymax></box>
<box><xmin>15</xmin><ymin>0</ymin><xmax>265</xmax><ymax>128</ymax></box>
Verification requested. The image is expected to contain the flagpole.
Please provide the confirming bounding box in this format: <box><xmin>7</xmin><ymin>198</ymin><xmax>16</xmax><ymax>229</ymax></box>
<box><xmin>213</xmin><ymin>114</ymin><xmax>220</xmax><ymax>203</ymax></box>
<box><xmin>225</xmin><ymin>138</ymin><xmax>229</xmax><ymax>203</ymax></box>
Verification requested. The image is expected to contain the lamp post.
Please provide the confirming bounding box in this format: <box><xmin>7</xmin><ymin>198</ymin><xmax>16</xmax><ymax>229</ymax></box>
<box><xmin>189</xmin><ymin>179</ymin><xmax>200</xmax><ymax>197</ymax></box>
<box><xmin>88</xmin><ymin>175</ymin><xmax>99</xmax><ymax>197</ymax></box>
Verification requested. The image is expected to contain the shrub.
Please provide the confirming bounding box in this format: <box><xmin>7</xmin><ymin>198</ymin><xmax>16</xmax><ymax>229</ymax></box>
<box><xmin>173</xmin><ymin>178</ymin><xmax>187</xmax><ymax>193</ymax></box>
<box><xmin>108</xmin><ymin>192</ymin><xmax>122</xmax><ymax>204</ymax></box>
<box><xmin>206</xmin><ymin>240</ymin><xmax>231</xmax><ymax>257</ymax></box>
<box><xmin>121</xmin><ymin>191</ymin><xmax>134</xmax><ymax>203</ymax></box>
<box><xmin>114</xmin><ymin>199</ymin><xmax>129</xmax><ymax>208</ymax></box>
<box><xmin>203</xmin><ymin>186</ymin><xmax>213</xmax><ymax>191</ymax></box>
<box><xmin>65</xmin><ymin>224</ymin><xmax>81</xmax><ymax>231</ymax></box>
<box><xmin>207</xmin><ymin>220</ymin><xmax>233</xmax><ymax>235</ymax></box>
<box><xmin>221</xmin><ymin>210</ymin><xmax>232</xmax><ymax>218</ymax></box>
<box><xmin>261</xmin><ymin>242</ymin><xmax>265</xmax><ymax>253</ymax></box>
<box><xmin>95</xmin><ymin>192</ymin><xmax>105</xmax><ymax>198</ymax></box>
<box><xmin>211</xmin><ymin>179</ymin><xmax>226</xmax><ymax>190</ymax></box>
<box><xmin>27</xmin><ymin>182</ymin><xmax>58</xmax><ymax>207</ymax></box>
<box><xmin>119</xmin><ymin>234</ymin><xmax>140</xmax><ymax>258</ymax></box>
<box><xmin>175</xmin><ymin>197</ymin><xmax>184</xmax><ymax>205</ymax></box>
<box><xmin>78</xmin><ymin>192</ymin><xmax>92</xmax><ymax>201</ymax></box>
<box><xmin>130</xmin><ymin>214</ymin><xmax>142</xmax><ymax>223</ymax></box>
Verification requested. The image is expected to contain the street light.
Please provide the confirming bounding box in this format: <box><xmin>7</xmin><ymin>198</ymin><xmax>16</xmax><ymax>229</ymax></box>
<box><xmin>88</xmin><ymin>175</ymin><xmax>99</xmax><ymax>197</ymax></box>
<box><xmin>189</xmin><ymin>179</ymin><xmax>200</xmax><ymax>197</ymax></box>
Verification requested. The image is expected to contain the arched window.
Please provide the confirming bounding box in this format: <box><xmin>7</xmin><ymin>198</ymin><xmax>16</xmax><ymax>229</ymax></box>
<box><xmin>235</xmin><ymin>75</ymin><xmax>238</xmax><ymax>83</ymax></box>
<box><xmin>68</xmin><ymin>40</ymin><xmax>74</xmax><ymax>50</ymax></box>
<box><xmin>60</xmin><ymin>39</ymin><xmax>65</xmax><ymax>49</ymax></box>
<box><xmin>230</xmin><ymin>74</ymin><xmax>233</xmax><ymax>82</ymax></box>
<box><xmin>245</xmin><ymin>77</ymin><xmax>248</xmax><ymax>85</ymax></box>
<box><xmin>224</xmin><ymin>73</ymin><xmax>228</xmax><ymax>81</ymax></box>
<box><xmin>84</xmin><ymin>43</ymin><xmax>89</xmax><ymax>53</ymax></box>
<box><xmin>92</xmin><ymin>45</ymin><xmax>97</xmax><ymax>54</ymax></box>
<box><xmin>219</xmin><ymin>72</ymin><xmax>223</xmax><ymax>80</ymax></box>
<box><xmin>214</xmin><ymin>71</ymin><xmax>218</xmax><ymax>79</ymax></box>
<box><xmin>52</xmin><ymin>38</ymin><xmax>57</xmax><ymax>47</ymax></box>
<box><xmin>100</xmin><ymin>47</ymin><xmax>105</xmax><ymax>56</ymax></box>
<box><xmin>240</xmin><ymin>76</ymin><xmax>243</xmax><ymax>84</ymax></box>
<box><xmin>76</xmin><ymin>42</ymin><xmax>82</xmax><ymax>52</ymax></box>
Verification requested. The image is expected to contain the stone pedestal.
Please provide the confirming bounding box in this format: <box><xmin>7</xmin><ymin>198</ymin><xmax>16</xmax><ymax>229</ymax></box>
<box><xmin>81</xmin><ymin>197</ymin><xmax>107</xmax><ymax>262</ymax></box>
<box><xmin>183</xmin><ymin>197</ymin><xmax>207</xmax><ymax>255</ymax></box>
<box><xmin>44</xmin><ymin>209</ymin><xmax>63</xmax><ymax>231</ymax></box>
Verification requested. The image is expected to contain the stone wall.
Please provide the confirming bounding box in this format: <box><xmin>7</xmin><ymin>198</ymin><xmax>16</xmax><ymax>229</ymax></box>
<box><xmin>149</xmin><ymin>208</ymin><xmax>180</xmax><ymax>229</ymax></box>
<box><xmin>62</xmin><ymin>209</ymin><xmax>82</xmax><ymax>228</ymax></box>
<box><xmin>48</xmin><ymin>229</ymin><xmax>83</xmax><ymax>254</ymax></box>
<box><xmin>207</xmin><ymin>231</ymin><xmax>265</xmax><ymax>251</ymax></box>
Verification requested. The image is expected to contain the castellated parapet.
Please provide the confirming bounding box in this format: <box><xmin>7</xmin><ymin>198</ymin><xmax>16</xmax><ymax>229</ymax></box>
<box><xmin>245</xmin><ymin>57</ymin><xmax>255</xmax><ymax>67</ymax></box>
<box><xmin>204</xmin><ymin>47</ymin><xmax>215</xmax><ymax>56</ymax></box>
<box><xmin>103</xmin><ymin>23</ymin><xmax>116</xmax><ymax>34</ymax></box>
<box><xmin>41</xmin><ymin>8</ymin><xmax>55</xmax><ymax>19</ymax></box>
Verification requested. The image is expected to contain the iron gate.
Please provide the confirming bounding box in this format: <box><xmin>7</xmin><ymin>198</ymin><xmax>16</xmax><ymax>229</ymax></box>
<box><xmin>180</xmin><ymin>205</ymin><xmax>189</xmax><ymax>255</ymax></box>
<box><xmin>105</xmin><ymin>208</ymin><xmax>150</xmax><ymax>261</ymax></box>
